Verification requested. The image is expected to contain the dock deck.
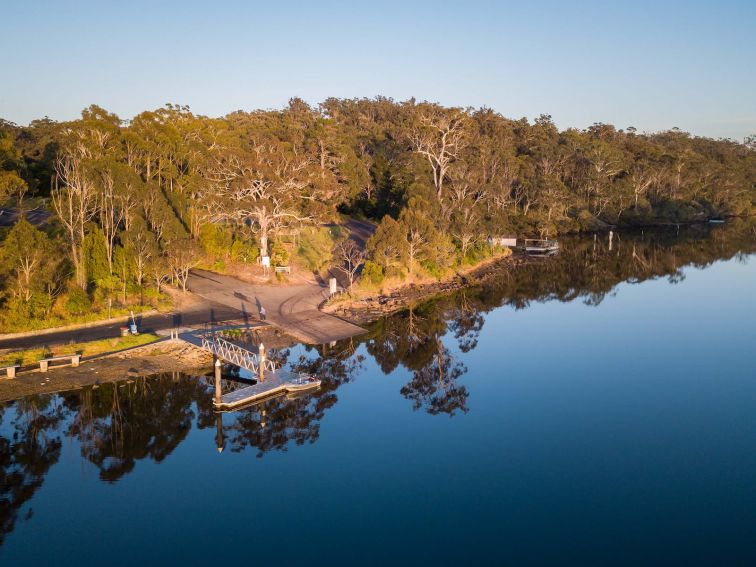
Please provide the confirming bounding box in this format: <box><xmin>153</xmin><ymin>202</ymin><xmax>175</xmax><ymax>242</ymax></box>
<box><xmin>524</xmin><ymin>239</ymin><xmax>559</xmax><ymax>254</ymax></box>
<box><xmin>215</xmin><ymin>370</ymin><xmax>321</xmax><ymax>410</ymax></box>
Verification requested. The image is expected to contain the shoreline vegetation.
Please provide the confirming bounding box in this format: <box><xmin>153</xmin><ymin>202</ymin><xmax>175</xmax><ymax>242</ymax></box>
<box><xmin>324</xmin><ymin>246</ymin><xmax>517</xmax><ymax>323</ymax></box>
<box><xmin>324</xmin><ymin>214</ymin><xmax>754</xmax><ymax>322</ymax></box>
<box><xmin>1</xmin><ymin>217</ymin><xmax>753</xmax><ymax>398</ymax></box>
<box><xmin>0</xmin><ymin>97</ymin><xmax>753</xmax><ymax>335</ymax></box>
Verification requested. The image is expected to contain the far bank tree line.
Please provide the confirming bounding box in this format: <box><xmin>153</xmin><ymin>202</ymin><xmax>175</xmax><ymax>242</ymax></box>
<box><xmin>0</xmin><ymin>98</ymin><xmax>754</xmax><ymax>330</ymax></box>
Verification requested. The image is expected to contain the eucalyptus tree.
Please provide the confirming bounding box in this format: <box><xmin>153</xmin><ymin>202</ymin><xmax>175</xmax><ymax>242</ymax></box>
<box><xmin>397</xmin><ymin>202</ymin><xmax>443</xmax><ymax>276</ymax></box>
<box><xmin>51</xmin><ymin>108</ymin><xmax>119</xmax><ymax>289</ymax></box>
<box><xmin>366</xmin><ymin>215</ymin><xmax>408</xmax><ymax>273</ymax></box>
<box><xmin>201</xmin><ymin>139</ymin><xmax>321</xmax><ymax>257</ymax></box>
<box><xmin>0</xmin><ymin>217</ymin><xmax>52</xmax><ymax>303</ymax></box>
<box><xmin>409</xmin><ymin>103</ymin><xmax>469</xmax><ymax>201</ymax></box>
<box><xmin>0</xmin><ymin>127</ymin><xmax>28</xmax><ymax>204</ymax></box>
<box><xmin>121</xmin><ymin>216</ymin><xmax>158</xmax><ymax>292</ymax></box>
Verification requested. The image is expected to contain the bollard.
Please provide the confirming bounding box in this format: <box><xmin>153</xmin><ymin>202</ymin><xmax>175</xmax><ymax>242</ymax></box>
<box><xmin>258</xmin><ymin>342</ymin><xmax>266</xmax><ymax>382</ymax></box>
<box><xmin>214</xmin><ymin>357</ymin><xmax>222</xmax><ymax>405</ymax></box>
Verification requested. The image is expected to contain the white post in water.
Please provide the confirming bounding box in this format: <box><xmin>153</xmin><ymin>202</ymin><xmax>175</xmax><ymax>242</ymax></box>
<box><xmin>258</xmin><ymin>342</ymin><xmax>266</xmax><ymax>382</ymax></box>
<box><xmin>609</xmin><ymin>230</ymin><xmax>614</xmax><ymax>251</ymax></box>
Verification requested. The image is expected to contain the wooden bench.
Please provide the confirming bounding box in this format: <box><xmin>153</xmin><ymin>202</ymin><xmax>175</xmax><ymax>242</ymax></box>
<box><xmin>274</xmin><ymin>266</ymin><xmax>291</xmax><ymax>274</ymax></box>
<box><xmin>39</xmin><ymin>354</ymin><xmax>81</xmax><ymax>373</ymax></box>
<box><xmin>1</xmin><ymin>364</ymin><xmax>20</xmax><ymax>379</ymax></box>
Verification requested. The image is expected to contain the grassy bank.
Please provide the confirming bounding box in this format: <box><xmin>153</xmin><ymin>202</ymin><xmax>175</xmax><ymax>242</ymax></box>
<box><xmin>0</xmin><ymin>302</ymin><xmax>162</xmax><ymax>334</ymax></box>
<box><xmin>348</xmin><ymin>247</ymin><xmax>512</xmax><ymax>300</ymax></box>
<box><xmin>0</xmin><ymin>333</ymin><xmax>162</xmax><ymax>367</ymax></box>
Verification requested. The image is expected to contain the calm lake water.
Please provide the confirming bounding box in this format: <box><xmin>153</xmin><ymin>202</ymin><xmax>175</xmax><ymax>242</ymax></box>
<box><xmin>1</xmin><ymin>220</ymin><xmax>755</xmax><ymax>565</ymax></box>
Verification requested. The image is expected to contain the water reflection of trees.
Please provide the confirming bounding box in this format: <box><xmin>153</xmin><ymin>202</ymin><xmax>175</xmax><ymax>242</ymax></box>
<box><xmin>0</xmin><ymin>396</ymin><xmax>67</xmax><ymax>545</ymax></box>
<box><xmin>480</xmin><ymin>219</ymin><xmax>756</xmax><ymax>311</ymax></box>
<box><xmin>400</xmin><ymin>337</ymin><xmax>468</xmax><ymax>416</ymax></box>
<box><xmin>359</xmin><ymin>220</ymin><xmax>755</xmax><ymax>416</ymax></box>
<box><xmin>62</xmin><ymin>374</ymin><xmax>210</xmax><ymax>482</ymax></box>
<box><xmin>1</xmin><ymin>220</ymin><xmax>754</xmax><ymax>540</ymax></box>
<box><xmin>217</xmin><ymin>341</ymin><xmax>364</xmax><ymax>457</ymax></box>
<box><xmin>365</xmin><ymin>301</ymin><xmax>471</xmax><ymax>416</ymax></box>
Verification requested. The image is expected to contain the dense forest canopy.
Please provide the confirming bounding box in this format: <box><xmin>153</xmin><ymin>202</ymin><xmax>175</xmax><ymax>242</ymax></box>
<box><xmin>0</xmin><ymin>98</ymin><xmax>754</xmax><ymax>331</ymax></box>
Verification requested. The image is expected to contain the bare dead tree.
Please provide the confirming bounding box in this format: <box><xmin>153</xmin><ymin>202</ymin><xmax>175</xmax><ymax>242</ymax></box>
<box><xmin>52</xmin><ymin>152</ymin><xmax>99</xmax><ymax>289</ymax></box>
<box><xmin>332</xmin><ymin>239</ymin><xmax>366</xmax><ymax>291</ymax></box>
<box><xmin>630</xmin><ymin>164</ymin><xmax>659</xmax><ymax>207</ymax></box>
<box><xmin>98</xmin><ymin>167</ymin><xmax>126</xmax><ymax>275</ymax></box>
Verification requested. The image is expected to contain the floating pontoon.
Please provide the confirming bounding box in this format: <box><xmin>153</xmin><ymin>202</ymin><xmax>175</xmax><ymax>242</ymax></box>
<box><xmin>214</xmin><ymin>371</ymin><xmax>321</xmax><ymax>410</ymax></box>
<box><xmin>524</xmin><ymin>239</ymin><xmax>560</xmax><ymax>254</ymax></box>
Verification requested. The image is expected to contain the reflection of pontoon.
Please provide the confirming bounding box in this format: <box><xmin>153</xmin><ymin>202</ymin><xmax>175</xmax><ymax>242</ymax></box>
<box><xmin>524</xmin><ymin>239</ymin><xmax>560</xmax><ymax>254</ymax></box>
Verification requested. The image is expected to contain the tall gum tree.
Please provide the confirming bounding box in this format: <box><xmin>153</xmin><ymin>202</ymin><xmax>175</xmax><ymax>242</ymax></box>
<box><xmin>201</xmin><ymin>142</ymin><xmax>319</xmax><ymax>257</ymax></box>
<box><xmin>52</xmin><ymin>106</ymin><xmax>120</xmax><ymax>289</ymax></box>
<box><xmin>409</xmin><ymin>105</ymin><xmax>469</xmax><ymax>202</ymax></box>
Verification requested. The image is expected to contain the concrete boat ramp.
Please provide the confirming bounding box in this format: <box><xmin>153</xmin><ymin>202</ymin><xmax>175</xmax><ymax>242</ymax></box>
<box><xmin>187</xmin><ymin>269</ymin><xmax>366</xmax><ymax>345</ymax></box>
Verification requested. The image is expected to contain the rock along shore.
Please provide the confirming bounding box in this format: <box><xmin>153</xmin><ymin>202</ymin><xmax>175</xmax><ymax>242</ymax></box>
<box><xmin>323</xmin><ymin>252</ymin><xmax>537</xmax><ymax>325</ymax></box>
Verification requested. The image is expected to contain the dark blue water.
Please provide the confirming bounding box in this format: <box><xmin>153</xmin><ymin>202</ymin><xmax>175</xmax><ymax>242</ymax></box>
<box><xmin>1</xmin><ymin>222</ymin><xmax>755</xmax><ymax>565</ymax></box>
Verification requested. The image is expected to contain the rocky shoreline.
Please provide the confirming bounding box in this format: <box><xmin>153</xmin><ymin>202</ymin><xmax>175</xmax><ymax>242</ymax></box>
<box><xmin>324</xmin><ymin>252</ymin><xmax>538</xmax><ymax>325</ymax></box>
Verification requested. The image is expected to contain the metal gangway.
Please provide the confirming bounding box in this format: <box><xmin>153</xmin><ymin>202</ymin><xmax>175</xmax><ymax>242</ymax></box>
<box><xmin>200</xmin><ymin>331</ymin><xmax>321</xmax><ymax>411</ymax></box>
<box><xmin>200</xmin><ymin>333</ymin><xmax>277</xmax><ymax>375</ymax></box>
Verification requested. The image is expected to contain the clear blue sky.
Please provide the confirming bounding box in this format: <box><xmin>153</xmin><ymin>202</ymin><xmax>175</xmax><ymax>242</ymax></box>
<box><xmin>2</xmin><ymin>0</ymin><xmax>754</xmax><ymax>139</ymax></box>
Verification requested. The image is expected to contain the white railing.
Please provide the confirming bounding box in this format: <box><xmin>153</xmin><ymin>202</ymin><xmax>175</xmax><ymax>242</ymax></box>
<box><xmin>200</xmin><ymin>334</ymin><xmax>277</xmax><ymax>374</ymax></box>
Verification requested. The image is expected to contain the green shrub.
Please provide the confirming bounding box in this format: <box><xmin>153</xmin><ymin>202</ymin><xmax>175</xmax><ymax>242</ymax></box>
<box><xmin>296</xmin><ymin>227</ymin><xmax>339</xmax><ymax>271</ymax></box>
<box><xmin>384</xmin><ymin>265</ymin><xmax>406</xmax><ymax>280</ymax></box>
<box><xmin>143</xmin><ymin>287</ymin><xmax>161</xmax><ymax>300</ymax></box>
<box><xmin>230</xmin><ymin>238</ymin><xmax>259</xmax><ymax>263</ymax></box>
<box><xmin>199</xmin><ymin>224</ymin><xmax>233</xmax><ymax>258</ymax></box>
<box><xmin>463</xmin><ymin>242</ymin><xmax>492</xmax><ymax>265</ymax></box>
<box><xmin>361</xmin><ymin>260</ymin><xmax>384</xmax><ymax>285</ymax></box>
<box><xmin>65</xmin><ymin>287</ymin><xmax>92</xmax><ymax>316</ymax></box>
<box><xmin>270</xmin><ymin>240</ymin><xmax>289</xmax><ymax>267</ymax></box>
<box><xmin>421</xmin><ymin>260</ymin><xmax>445</xmax><ymax>281</ymax></box>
